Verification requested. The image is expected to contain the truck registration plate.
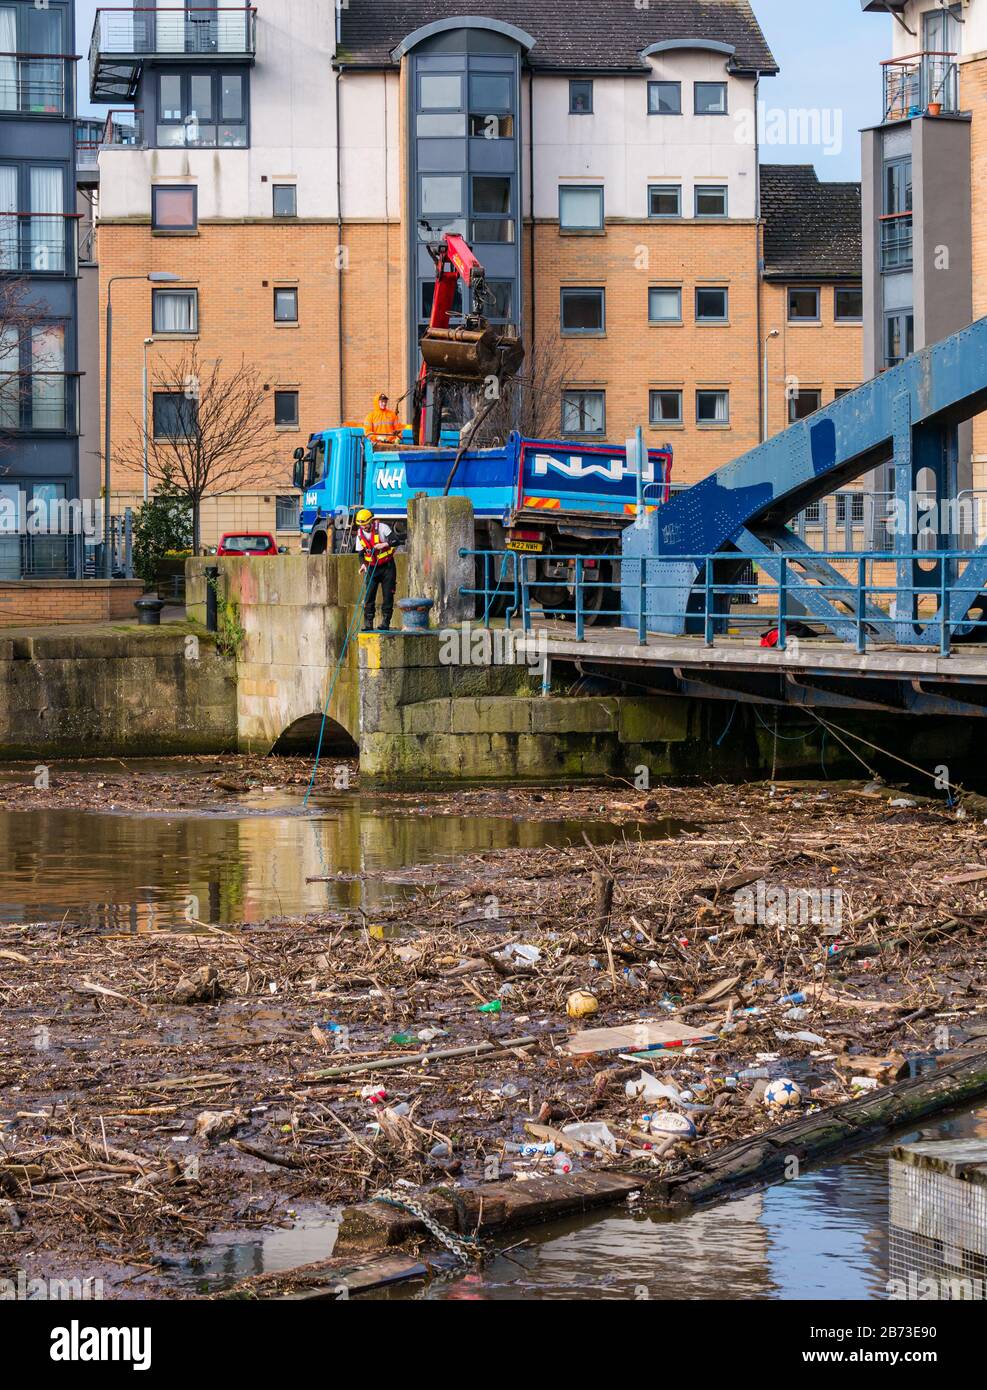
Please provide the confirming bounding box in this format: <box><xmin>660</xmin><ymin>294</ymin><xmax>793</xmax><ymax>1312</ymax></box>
<box><xmin>506</xmin><ymin>539</ymin><xmax>544</xmax><ymax>553</ymax></box>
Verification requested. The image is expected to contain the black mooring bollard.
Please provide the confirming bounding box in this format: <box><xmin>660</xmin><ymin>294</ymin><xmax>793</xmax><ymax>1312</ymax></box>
<box><xmin>134</xmin><ymin>597</ymin><xmax>165</xmax><ymax>627</ymax></box>
<box><xmin>205</xmin><ymin>566</ymin><xmax>219</xmax><ymax>633</ymax></box>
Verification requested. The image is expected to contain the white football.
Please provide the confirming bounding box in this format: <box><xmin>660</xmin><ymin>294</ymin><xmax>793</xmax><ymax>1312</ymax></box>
<box><xmin>764</xmin><ymin>1077</ymin><xmax>803</xmax><ymax>1109</ymax></box>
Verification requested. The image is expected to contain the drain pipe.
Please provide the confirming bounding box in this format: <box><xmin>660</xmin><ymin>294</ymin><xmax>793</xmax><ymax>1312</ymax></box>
<box><xmin>335</xmin><ymin>68</ymin><xmax>345</xmax><ymax>421</ymax></box>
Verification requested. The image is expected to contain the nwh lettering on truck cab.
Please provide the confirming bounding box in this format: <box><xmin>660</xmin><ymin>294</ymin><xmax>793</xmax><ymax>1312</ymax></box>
<box><xmin>375</xmin><ymin>467</ymin><xmax>405</xmax><ymax>491</ymax></box>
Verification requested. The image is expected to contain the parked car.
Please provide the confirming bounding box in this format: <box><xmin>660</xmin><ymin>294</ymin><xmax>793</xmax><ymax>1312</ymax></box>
<box><xmin>216</xmin><ymin>532</ymin><xmax>280</xmax><ymax>557</ymax></box>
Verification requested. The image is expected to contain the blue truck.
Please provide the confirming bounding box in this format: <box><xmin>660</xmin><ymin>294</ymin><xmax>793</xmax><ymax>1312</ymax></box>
<box><xmin>292</xmin><ymin>427</ymin><xmax>673</xmax><ymax>616</ymax></box>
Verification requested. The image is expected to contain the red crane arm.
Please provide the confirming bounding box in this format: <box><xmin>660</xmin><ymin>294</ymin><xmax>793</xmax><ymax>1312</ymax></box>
<box><xmin>426</xmin><ymin>233</ymin><xmax>486</xmax><ymax>333</ymax></box>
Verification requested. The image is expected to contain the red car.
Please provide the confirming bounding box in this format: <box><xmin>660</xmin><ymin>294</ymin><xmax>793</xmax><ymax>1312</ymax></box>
<box><xmin>217</xmin><ymin>532</ymin><xmax>279</xmax><ymax>557</ymax></box>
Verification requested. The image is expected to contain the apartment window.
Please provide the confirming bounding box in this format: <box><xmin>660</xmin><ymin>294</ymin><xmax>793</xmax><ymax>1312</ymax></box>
<box><xmin>696</xmin><ymin>287</ymin><xmax>728</xmax><ymax>322</ymax></box>
<box><xmin>155</xmin><ymin>70</ymin><xmax>248</xmax><ymax>148</ymax></box>
<box><xmin>648</xmin><ymin>81</ymin><xmax>681</xmax><ymax>115</ymax></box>
<box><xmin>472</xmin><ymin>174</ymin><xmax>514</xmax><ymax>245</ymax></box>
<box><xmin>152</xmin><ymin>288</ymin><xmax>198</xmax><ymax>335</ymax></box>
<box><xmin>885</xmin><ymin>310</ymin><xmax>914</xmax><ymax>368</ymax></box>
<box><xmin>695</xmin><ymin>82</ymin><xmax>728</xmax><ymax>115</ymax></box>
<box><xmin>788</xmin><ymin>287</ymin><xmax>820</xmax><ymax>322</ymax></box>
<box><xmin>481</xmin><ymin>280</ymin><xmax>511</xmax><ymax>321</ymax></box>
<box><xmin>276</xmin><ymin>495</ymin><xmax>300</xmax><ymax>532</ymax></box>
<box><xmin>421</xmin><ymin>174</ymin><xmax>463</xmax><ymax>216</ymax></box>
<box><xmin>562</xmin><ymin>389</ymin><xmax>605</xmax><ymax>435</ymax></box>
<box><xmin>561</xmin><ymin>288</ymin><xmax>605</xmax><ymax>335</ymax></box>
<box><xmin>696</xmin><ymin>389</ymin><xmax>729</xmax><ymax>425</ymax></box>
<box><xmin>468</xmin><ymin>113</ymin><xmax>512</xmax><ymax>138</ymax></box>
<box><xmin>648</xmin><ymin>185</ymin><xmax>681</xmax><ymax>219</ymax></box>
<box><xmin>273</xmin><ymin>185</ymin><xmax>297</xmax><ymax>218</ymax></box>
<box><xmin>422</xmin><ymin>278</ymin><xmax>464</xmax><ymax>320</ymax></box>
<box><xmin>0</xmin><ymin>162</ymin><xmax>67</xmax><ymax>274</ymax></box>
<box><xmin>695</xmin><ymin>185</ymin><xmax>728</xmax><ymax>217</ymax></box>
<box><xmin>649</xmin><ymin>390</ymin><xmax>683</xmax><ymax>425</ymax></box>
<box><xmin>469</xmin><ymin>73</ymin><xmax>512</xmax><ymax>112</ymax></box>
<box><xmin>274</xmin><ymin>390</ymin><xmax>299</xmax><ymax>427</ymax></box>
<box><xmin>788</xmin><ymin>389</ymin><xmax>822</xmax><ymax>422</ymax></box>
<box><xmin>882</xmin><ymin>157</ymin><xmax>913</xmax><ymax>270</ymax></box>
<box><xmin>559</xmin><ymin>185</ymin><xmax>604</xmax><ymax>230</ymax></box>
<box><xmin>153</xmin><ymin>391</ymin><xmax>197</xmax><ymax>439</ymax></box>
<box><xmin>648</xmin><ymin>287</ymin><xmax>682</xmax><ymax>323</ymax></box>
<box><xmin>152</xmin><ymin>185</ymin><xmax>197</xmax><ymax>232</ymax></box>
<box><xmin>0</xmin><ymin>3</ymin><xmax>66</xmax><ymax>115</ymax></box>
<box><xmin>419</xmin><ymin>73</ymin><xmax>463</xmax><ymax>111</ymax></box>
<box><xmin>835</xmin><ymin>286</ymin><xmax>863</xmax><ymax>322</ymax></box>
<box><xmin>274</xmin><ymin>287</ymin><xmax>298</xmax><ymax>323</ymax></box>
<box><xmin>836</xmin><ymin>492</ymin><xmax>866</xmax><ymax>524</ymax></box>
<box><xmin>569</xmin><ymin>80</ymin><xmax>593</xmax><ymax>114</ymax></box>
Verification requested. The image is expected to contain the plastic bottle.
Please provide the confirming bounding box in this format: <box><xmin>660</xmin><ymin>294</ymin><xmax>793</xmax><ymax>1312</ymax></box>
<box><xmin>552</xmin><ymin>1151</ymin><xmax>573</xmax><ymax>1174</ymax></box>
<box><xmin>506</xmin><ymin>1141</ymin><xmax>556</xmax><ymax>1157</ymax></box>
<box><xmin>478</xmin><ymin>1000</ymin><xmax>502</xmax><ymax>1014</ymax></box>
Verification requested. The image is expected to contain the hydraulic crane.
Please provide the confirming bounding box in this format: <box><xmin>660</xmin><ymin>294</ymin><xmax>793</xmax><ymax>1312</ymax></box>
<box><xmin>414</xmin><ymin>227</ymin><xmax>524</xmax><ymax>447</ymax></box>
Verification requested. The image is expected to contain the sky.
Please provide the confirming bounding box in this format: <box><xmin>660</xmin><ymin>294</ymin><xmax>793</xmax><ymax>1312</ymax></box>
<box><xmin>76</xmin><ymin>0</ymin><xmax>890</xmax><ymax>181</ymax></box>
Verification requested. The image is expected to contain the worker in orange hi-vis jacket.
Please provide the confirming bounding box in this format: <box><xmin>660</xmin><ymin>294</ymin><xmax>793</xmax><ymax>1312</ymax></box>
<box><xmin>355</xmin><ymin>508</ymin><xmax>398</xmax><ymax>632</ymax></box>
<box><xmin>363</xmin><ymin>392</ymin><xmax>407</xmax><ymax>445</ymax></box>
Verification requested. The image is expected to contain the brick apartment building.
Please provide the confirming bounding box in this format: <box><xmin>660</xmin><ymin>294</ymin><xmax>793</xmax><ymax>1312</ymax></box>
<box><xmin>89</xmin><ymin>0</ymin><xmax>863</xmax><ymax>547</ymax></box>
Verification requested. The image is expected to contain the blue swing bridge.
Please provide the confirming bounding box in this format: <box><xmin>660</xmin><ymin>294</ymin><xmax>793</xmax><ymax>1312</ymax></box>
<box><xmin>466</xmin><ymin>317</ymin><xmax>987</xmax><ymax>718</ymax></box>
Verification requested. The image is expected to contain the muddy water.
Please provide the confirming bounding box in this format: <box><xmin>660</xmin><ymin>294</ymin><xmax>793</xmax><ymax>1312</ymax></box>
<box><xmin>0</xmin><ymin>763</ymin><xmax>684</xmax><ymax>931</ymax></box>
<box><xmin>163</xmin><ymin>1103</ymin><xmax>987</xmax><ymax>1301</ymax></box>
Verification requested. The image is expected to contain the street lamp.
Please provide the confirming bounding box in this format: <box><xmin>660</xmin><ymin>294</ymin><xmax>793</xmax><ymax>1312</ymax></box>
<box><xmin>103</xmin><ymin>272</ymin><xmax>180</xmax><ymax>576</ymax></box>
<box><xmin>762</xmin><ymin>329</ymin><xmax>780</xmax><ymax>443</ymax></box>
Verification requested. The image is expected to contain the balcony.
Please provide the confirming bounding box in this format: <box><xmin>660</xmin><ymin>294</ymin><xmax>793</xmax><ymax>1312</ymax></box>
<box><xmin>882</xmin><ymin>51</ymin><xmax>959</xmax><ymax>122</ymax></box>
<box><xmin>90</xmin><ymin>7</ymin><xmax>257</xmax><ymax>102</ymax></box>
<box><xmin>0</xmin><ymin>213</ymin><xmax>81</xmax><ymax>277</ymax></box>
<box><xmin>0</xmin><ymin>374</ymin><xmax>81</xmax><ymax>435</ymax></box>
<box><xmin>0</xmin><ymin>53</ymin><xmax>76</xmax><ymax>116</ymax></box>
<box><xmin>103</xmin><ymin>108</ymin><xmax>145</xmax><ymax>146</ymax></box>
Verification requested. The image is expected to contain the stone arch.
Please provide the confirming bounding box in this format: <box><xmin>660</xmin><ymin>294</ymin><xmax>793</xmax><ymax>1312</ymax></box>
<box><xmin>271</xmin><ymin>713</ymin><xmax>358</xmax><ymax>757</ymax></box>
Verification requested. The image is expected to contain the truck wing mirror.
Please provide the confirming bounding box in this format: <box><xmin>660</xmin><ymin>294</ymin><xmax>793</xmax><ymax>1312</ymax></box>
<box><xmin>292</xmin><ymin>455</ymin><xmax>305</xmax><ymax>490</ymax></box>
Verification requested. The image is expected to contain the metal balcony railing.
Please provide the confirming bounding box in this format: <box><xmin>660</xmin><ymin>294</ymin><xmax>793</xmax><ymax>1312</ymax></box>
<box><xmin>103</xmin><ymin>108</ymin><xmax>144</xmax><ymax>146</ymax></box>
<box><xmin>0</xmin><ymin>54</ymin><xmax>74</xmax><ymax>115</ymax></box>
<box><xmin>76</xmin><ymin>143</ymin><xmax>100</xmax><ymax>170</ymax></box>
<box><xmin>883</xmin><ymin>51</ymin><xmax>959</xmax><ymax>122</ymax></box>
<box><xmin>90</xmin><ymin>8</ymin><xmax>257</xmax><ymax>101</ymax></box>
<box><xmin>0</xmin><ymin>374</ymin><xmax>82</xmax><ymax>434</ymax></box>
<box><xmin>0</xmin><ymin>213</ymin><xmax>81</xmax><ymax>276</ymax></box>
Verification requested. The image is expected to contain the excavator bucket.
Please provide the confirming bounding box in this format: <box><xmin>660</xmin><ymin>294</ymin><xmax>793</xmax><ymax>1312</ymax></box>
<box><xmin>420</xmin><ymin>325</ymin><xmax>524</xmax><ymax>381</ymax></box>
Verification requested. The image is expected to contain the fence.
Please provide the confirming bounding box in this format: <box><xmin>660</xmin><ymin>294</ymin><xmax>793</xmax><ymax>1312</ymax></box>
<box><xmin>464</xmin><ymin>547</ymin><xmax>987</xmax><ymax>656</ymax></box>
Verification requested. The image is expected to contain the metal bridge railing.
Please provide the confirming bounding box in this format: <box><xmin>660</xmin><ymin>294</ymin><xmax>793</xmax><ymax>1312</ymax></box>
<box><xmin>461</xmin><ymin>548</ymin><xmax>987</xmax><ymax>658</ymax></box>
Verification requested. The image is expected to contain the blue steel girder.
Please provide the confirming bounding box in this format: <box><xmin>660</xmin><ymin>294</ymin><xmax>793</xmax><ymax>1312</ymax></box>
<box><xmin>622</xmin><ymin>317</ymin><xmax>987</xmax><ymax>640</ymax></box>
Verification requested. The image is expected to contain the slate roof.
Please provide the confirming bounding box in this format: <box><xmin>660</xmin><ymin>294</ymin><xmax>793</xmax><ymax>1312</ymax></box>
<box><xmin>760</xmin><ymin>165</ymin><xmax>862</xmax><ymax>281</ymax></box>
<box><xmin>337</xmin><ymin>0</ymin><xmax>778</xmax><ymax>73</ymax></box>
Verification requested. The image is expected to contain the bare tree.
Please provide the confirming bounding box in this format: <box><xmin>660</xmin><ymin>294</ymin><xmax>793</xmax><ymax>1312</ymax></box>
<box><xmin>118</xmin><ymin>347</ymin><xmax>281</xmax><ymax>553</ymax></box>
<box><xmin>0</xmin><ymin>278</ymin><xmax>55</xmax><ymax>464</ymax></box>
<box><xmin>450</xmin><ymin>332</ymin><xmax>587</xmax><ymax>447</ymax></box>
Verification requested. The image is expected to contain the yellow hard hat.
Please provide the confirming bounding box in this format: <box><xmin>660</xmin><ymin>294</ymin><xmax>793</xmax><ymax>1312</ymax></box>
<box><xmin>355</xmin><ymin>508</ymin><xmax>374</xmax><ymax>524</ymax></box>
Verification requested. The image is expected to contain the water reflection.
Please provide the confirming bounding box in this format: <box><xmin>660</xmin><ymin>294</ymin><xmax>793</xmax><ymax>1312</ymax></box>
<box><xmin>388</xmin><ymin>1104</ymin><xmax>987</xmax><ymax>1301</ymax></box>
<box><xmin>0</xmin><ymin>785</ymin><xmax>684</xmax><ymax>930</ymax></box>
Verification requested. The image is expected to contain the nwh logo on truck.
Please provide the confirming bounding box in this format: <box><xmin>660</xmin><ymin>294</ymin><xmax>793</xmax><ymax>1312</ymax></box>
<box><xmin>375</xmin><ymin>467</ymin><xmax>405</xmax><ymax>490</ymax></box>
<box><xmin>531</xmin><ymin>453</ymin><xmax>656</xmax><ymax>483</ymax></box>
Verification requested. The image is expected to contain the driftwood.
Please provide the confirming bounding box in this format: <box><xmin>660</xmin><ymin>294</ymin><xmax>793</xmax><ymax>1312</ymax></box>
<box><xmin>644</xmin><ymin>1044</ymin><xmax>987</xmax><ymax>1211</ymax></box>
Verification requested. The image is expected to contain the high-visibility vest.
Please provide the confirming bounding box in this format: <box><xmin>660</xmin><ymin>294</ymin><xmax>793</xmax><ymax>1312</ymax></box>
<box><xmin>358</xmin><ymin>525</ymin><xmax>395</xmax><ymax>564</ymax></box>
